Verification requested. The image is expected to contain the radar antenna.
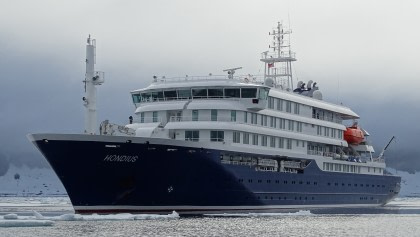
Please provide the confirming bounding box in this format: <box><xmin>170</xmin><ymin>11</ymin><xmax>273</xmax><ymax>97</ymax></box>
<box><xmin>223</xmin><ymin>67</ymin><xmax>242</xmax><ymax>79</ymax></box>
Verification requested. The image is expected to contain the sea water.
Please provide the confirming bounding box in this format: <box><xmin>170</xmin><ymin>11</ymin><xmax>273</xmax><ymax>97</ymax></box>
<box><xmin>0</xmin><ymin>196</ymin><xmax>419</xmax><ymax>237</ymax></box>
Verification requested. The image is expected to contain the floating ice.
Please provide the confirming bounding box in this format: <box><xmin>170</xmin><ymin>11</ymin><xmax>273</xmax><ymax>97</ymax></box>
<box><xmin>32</xmin><ymin>210</ymin><xmax>179</xmax><ymax>221</ymax></box>
<box><xmin>3</xmin><ymin>214</ymin><xmax>18</xmax><ymax>220</ymax></box>
<box><xmin>0</xmin><ymin>220</ymin><xmax>54</xmax><ymax>228</ymax></box>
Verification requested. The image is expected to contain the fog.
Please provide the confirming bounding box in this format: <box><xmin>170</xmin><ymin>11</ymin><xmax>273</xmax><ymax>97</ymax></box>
<box><xmin>0</xmin><ymin>0</ymin><xmax>419</xmax><ymax>171</ymax></box>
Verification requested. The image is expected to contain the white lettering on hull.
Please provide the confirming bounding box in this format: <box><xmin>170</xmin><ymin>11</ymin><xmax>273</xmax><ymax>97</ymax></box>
<box><xmin>104</xmin><ymin>155</ymin><xmax>138</xmax><ymax>162</ymax></box>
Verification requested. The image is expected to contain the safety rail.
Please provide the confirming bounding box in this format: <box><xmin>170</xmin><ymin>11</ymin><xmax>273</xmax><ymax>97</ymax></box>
<box><xmin>152</xmin><ymin>74</ymin><xmax>266</xmax><ymax>84</ymax></box>
<box><xmin>169</xmin><ymin>116</ymin><xmax>236</xmax><ymax>123</ymax></box>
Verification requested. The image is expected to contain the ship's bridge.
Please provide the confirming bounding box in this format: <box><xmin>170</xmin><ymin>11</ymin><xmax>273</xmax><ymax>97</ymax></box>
<box><xmin>131</xmin><ymin>77</ymin><xmax>270</xmax><ymax>111</ymax></box>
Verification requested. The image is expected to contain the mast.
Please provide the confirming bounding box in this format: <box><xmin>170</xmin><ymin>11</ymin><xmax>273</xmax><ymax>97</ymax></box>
<box><xmin>83</xmin><ymin>35</ymin><xmax>104</xmax><ymax>135</ymax></box>
<box><xmin>260</xmin><ymin>22</ymin><xmax>296</xmax><ymax>90</ymax></box>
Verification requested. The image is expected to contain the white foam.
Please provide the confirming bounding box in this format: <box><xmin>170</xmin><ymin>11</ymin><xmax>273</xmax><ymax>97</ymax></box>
<box><xmin>0</xmin><ymin>220</ymin><xmax>54</xmax><ymax>228</ymax></box>
<box><xmin>32</xmin><ymin>210</ymin><xmax>179</xmax><ymax>221</ymax></box>
<box><xmin>204</xmin><ymin>210</ymin><xmax>313</xmax><ymax>217</ymax></box>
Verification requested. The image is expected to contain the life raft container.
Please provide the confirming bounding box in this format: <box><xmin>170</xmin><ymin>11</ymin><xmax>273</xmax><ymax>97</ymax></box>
<box><xmin>344</xmin><ymin>126</ymin><xmax>365</xmax><ymax>145</ymax></box>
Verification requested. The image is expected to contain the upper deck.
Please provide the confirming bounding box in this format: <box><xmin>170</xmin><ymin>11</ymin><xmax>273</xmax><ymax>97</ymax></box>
<box><xmin>130</xmin><ymin>75</ymin><xmax>359</xmax><ymax>120</ymax></box>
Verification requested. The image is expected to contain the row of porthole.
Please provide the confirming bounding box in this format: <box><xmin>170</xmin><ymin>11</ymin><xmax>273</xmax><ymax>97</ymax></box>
<box><xmin>238</xmin><ymin>179</ymin><xmax>386</xmax><ymax>189</ymax></box>
<box><xmin>238</xmin><ymin>179</ymin><xmax>318</xmax><ymax>185</ymax></box>
<box><xmin>327</xmin><ymin>182</ymin><xmax>386</xmax><ymax>188</ymax></box>
<box><xmin>248</xmin><ymin>196</ymin><xmax>316</xmax><ymax>201</ymax></box>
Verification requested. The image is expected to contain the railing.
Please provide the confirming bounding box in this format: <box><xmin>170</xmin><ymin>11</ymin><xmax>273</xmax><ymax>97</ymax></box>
<box><xmin>132</xmin><ymin>117</ymin><xmax>163</xmax><ymax>124</ymax></box>
<box><xmin>169</xmin><ymin>116</ymin><xmax>236</xmax><ymax>123</ymax></box>
<box><xmin>152</xmin><ymin>74</ymin><xmax>265</xmax><ymax>84</ymax></box>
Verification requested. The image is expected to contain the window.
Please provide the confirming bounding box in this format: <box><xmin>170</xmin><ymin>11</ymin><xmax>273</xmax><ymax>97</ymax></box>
<box><xmin>324</xmin><ymin>127</ymin><xmax>329</xmax><ymax>137</ymax></box>
<box><xmin>241</xmin><ymin>88</ymin><xmax>257</xmax><ymax>98</ymax></box>
<box><xmin>244</xmin><ymin>112</ymin><xmax>248</xmax><ymax>123</ymax></box>
<box><xmin>288</xmin><ymin>120</ymin><xmax>294</xmax><ymax>131</ymax></box>
<box><xmin>296</xmin><ymin>140</ymin><xmax>300</xmax><ymax>147</ymax></box>
<box><xmin>164</xmin><ymin>90</ymin><xmax>177</xmax><ymax>100</ymax></box>
<box><xmin>210</xmin><ymin>131</ymin><xmax>224</xmax><ymax>142</ymax></box>
<box><xmin>192</xmin><ymin>88</ymin><xmax>208</xmax><ymax>98</ymax></box>
<box><xmin>286</xmin><ymin>139</ymin><xmax>292</xmax><ymax>149</ymax></box>
<box><xmin>225</xmin><ymin>88</ymin><xmax>240</xmax><ymax>98</ymax></box>
<box><xmin>260</xmin><ymin>115</ymin><xmax>264</xmax><ymax>126</ymax></box>
<box><xmin>231</xmin><ymin>110</ymin><xmax>236</xmax><ymax>122</ymax></box>
<box><xmin>317</xmin><ymin>126</ymin><xmax>322</xmax><ymax>135</ymax></box>
<box><xmin>243</xmin><ymin>133</ymin><xmax>250</xmax><ymax>144</ymax></box>
<box><xmin>294</xmin><ymin>103</ymin><xmax>300</xmax><ymax>114</ymax></box>
<box><xmin>268</xmin><ymin>97</ymin><xmax>275</xmax><ymax>109</ymax></box>
<box><xmin>208</xmin><ymin>88</ymin><xmax>223</xmax><ymax>98</ymax></box>
<box><xmin>152</xmin><ymin>111</ymin><xmax>158</xmax><ymax>122</ymax></box>
<box><xmin>286</xmin><ymin>101</ymin><xmax>292</xmax><ymax>113</ymax></box>
<box><xmin>297</xmin><ymin>122</ymin><xmax>303</xmax><ymax>132</ymax></box>
<box><xmin>185</xmin><ymin>130</ymin><xmax>199</xmax><ymax>141</ymax></box>
<box><xmin>233</xmin><ymin>131</ymin><xmax>240</xmax><ymax>143</ymax></box>
<box><xmin>270</xmin><ymin>136</ymin><xmax>276</xmax><ymax>148</ymax></box>
<box><xmin>132</xmin><ymin>93</ymin><xmax>141</xmax><ymax>103</ymax></box>
<box><xmin>252</xmin><ymin>134</ymin><xmax>259</xmax><ymax>145</ymax></box>
<box><xmin>192</xmin><ymin>110</ymin><xmax>199</xmax><ymax>121</ymax></box>
<box><xmin>279</xmin><ymin>118</ymin><xmax>285</xmax><ymax>129</ymax></box>
<box><xmin>278</xmin><ymin>137</ymin><xmax>284</xmax><ymax>148</ymax></box>
<box><xmin>263</xmin><ymin>115</ymin><xmax>267</xmax><ymax>126</ymax></box>
<box><xmin>251</xmin><ymin>113</ymin><xmax>257</xmax><ymax>124</ymax></box>
<box><xmin>140</xmin><ymin>112</ymin><xmax>145</xmax><ymax>123</ymax></box>
<box><xmin>262</xmin><ymin>136</ymin><xmax>268</xmax><ymax>146</ymax></box>
<box><xmin>270</xmin><ymin>116</ymin><xmax>276</xmax><ymax>128</ymax></box>
<box><xmin>258</xmin><ymin>88</ymin><xmax>269</xmax><ymax>100</ymax></box>
<box><xmin>277</xmin><ymin>99</ymin><xmax>283</xmax><ymax>111</ymax></box>
<box><xmin>177</xmin><ymin>89</ymin><xmax>191</xmax><ymax>99</ymax></box>
<box><xmin>211</xmin><ymin>109</ymin><xmax>218</xmax><ymax>121</ymax></box>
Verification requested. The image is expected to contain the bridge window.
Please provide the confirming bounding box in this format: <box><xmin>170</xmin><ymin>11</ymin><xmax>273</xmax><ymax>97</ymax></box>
<box><xmin>259</xmin><ymin>88</ymin><xmax>269</xmax><ymax>100</ymax></box>
<box><xmin>241</xmin><ymin>88</ymin><xmax>257</xmax><ymax>98</ymax></box>
<box><xmin>164</xmin><ymin>90</ymin><xmax>177</xmax><ymax>100</ymax></box>
<box><xmin>132</xmin><ymin>93</ymin><xmax>141</xmax><ymax>103</ymax></box>
<box><xmin>192</xmin><ymin>88</ymin><xmax>208</xmax><ymax>99</ymax></box>
<box><xmin>177</xmin><ymin>89</ymin><xmax>191</xmax><ymax>99</ymax></box>
<box><xmin>208</xmin><ymin>88</ymin><xmax>223</xmax><ymax>98</ymax></box>
<box><xmin>225</xmin><ymin>88</ymin><xmax>240</xmax><ymax>98</ymax></box>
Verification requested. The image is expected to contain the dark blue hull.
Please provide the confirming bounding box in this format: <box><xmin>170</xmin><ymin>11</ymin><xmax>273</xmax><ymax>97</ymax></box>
<box><xmin>29</xmin><ymin>134</ymin><xmax>401</xmax><ymax>214</ymax></box>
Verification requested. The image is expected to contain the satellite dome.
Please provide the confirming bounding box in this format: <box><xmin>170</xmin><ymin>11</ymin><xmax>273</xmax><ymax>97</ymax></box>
<box><xmin>265</xmin><ymin>78</ymin><xmax>274</xmax><ymax>87</ymax></box>
<box><xmin>313</xmin><ymin>90</ymin><xmax>323</xmax><ymax>100</ymax></box>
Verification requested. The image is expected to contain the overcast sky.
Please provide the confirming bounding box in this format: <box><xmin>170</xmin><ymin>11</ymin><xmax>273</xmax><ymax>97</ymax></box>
<box><xmin>0</xmin><ymin>0</ymin><xmax>419</xmax><ymax>168</ymax></box>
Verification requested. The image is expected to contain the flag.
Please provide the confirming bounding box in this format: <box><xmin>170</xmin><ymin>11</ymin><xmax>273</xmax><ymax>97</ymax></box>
<box><xmin>268</xmin><ymin>63</ymin><xmax>274</xmax><ymax>68</ymax></box>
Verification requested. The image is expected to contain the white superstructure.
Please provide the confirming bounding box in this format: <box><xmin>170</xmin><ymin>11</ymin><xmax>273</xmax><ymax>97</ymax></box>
<box><xmin>99</xmin><ymin>23</ymin><xmax>386</xmax><ymax>176</ymax></box>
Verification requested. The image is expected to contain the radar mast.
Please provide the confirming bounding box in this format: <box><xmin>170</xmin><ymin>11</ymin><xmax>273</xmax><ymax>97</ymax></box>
<box><xmin>260</xmin><ymin>22</ymin><xmax>296</xmax><ymax>90</ymax></box>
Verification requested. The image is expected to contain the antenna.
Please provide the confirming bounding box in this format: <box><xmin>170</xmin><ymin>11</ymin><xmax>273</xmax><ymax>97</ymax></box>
<box><xmin>223</xmin><ymin>67</ymin><xmax>242</xmax><ymax>79</ymax></box>
<box><xmin>260</xmin><ymin>22</ymin><xmax>296</xmax><ymax>90</ymax></box>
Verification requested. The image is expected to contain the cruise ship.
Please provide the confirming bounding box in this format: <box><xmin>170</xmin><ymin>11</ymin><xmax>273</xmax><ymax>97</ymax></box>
<box><xmin>28</xmin><ymin>23</ymin><xmax>401</xmax><ymax>214</ymax></box>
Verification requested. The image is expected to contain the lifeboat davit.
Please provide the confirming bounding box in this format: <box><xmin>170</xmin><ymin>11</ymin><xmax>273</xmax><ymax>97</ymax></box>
<box><xmin>344</xmin><ymin>125</ymin><xmax>365</xmax><ymax>145</ymax></box>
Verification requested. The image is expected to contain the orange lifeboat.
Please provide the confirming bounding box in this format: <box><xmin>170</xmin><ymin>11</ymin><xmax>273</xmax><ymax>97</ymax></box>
<box><xmin>344</xmin><ymin>125</ymin><xmax>365</xmax><ymax>145</ymax></box>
